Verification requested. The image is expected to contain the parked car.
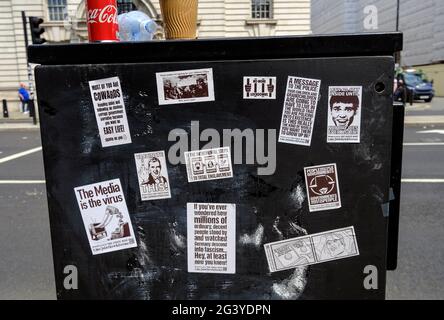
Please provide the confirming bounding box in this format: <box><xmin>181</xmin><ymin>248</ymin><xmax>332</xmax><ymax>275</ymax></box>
<box><xmin>396</xmin><ymin>69</ymin><xmax>435</xmax><ymax>102</ymax></box>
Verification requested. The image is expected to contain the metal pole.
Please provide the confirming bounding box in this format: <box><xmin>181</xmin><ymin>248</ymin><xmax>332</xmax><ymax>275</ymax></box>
<box><xmin>22</xmin><ymin>11</ymin><xmax>38</xmax><ymax>124</ymax></box>
<box><xmin>387</xmin><ymin>101</ymin><xmax>405</xmax><ymax>270</ymax></box>
<box><xmin>22</xmin><ymin>11</ymin><xmax>34</xmax><ymax>93</ymax></box>
<box><xmin>2</xmin><ymin>99</ymin><xmax>9</xmax><ymax>118</ymax></box>
<box><xmin>22</xmin><ymin>11</ymin><xmax>29</xmax><ymax>54</ymax></box>
<box><xmin>395</xmin><ymin>0</ymin><xmax>401</xmax><ymax>65</ymax></box>
<box><xmin>28</xmin><ymin>100</ymin><xmax>37</xmax><ymax>125</ymax></box>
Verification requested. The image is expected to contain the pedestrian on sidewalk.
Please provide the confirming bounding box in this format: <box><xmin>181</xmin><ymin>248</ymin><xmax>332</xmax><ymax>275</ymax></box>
<box><xmin>18</xmin><ymin>82</ymin><xmax>30</xmax><ymax>114</ymax></box>
<box><xmin>394</xmin><ymin>78</ymin><xmax>406</xmax><ymax>102</ymax></box>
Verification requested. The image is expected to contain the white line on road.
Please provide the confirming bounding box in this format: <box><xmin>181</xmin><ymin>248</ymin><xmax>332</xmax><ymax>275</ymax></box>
<box><xmin>404</xmin><ymin>142</ymin><xmax>444</xmax><ymax>146</ymax></box>
<box><xmin>0</xmin><ymin>180</ymin><xmax>45</xmax><ymax>184</ymax></box>
<box><xmin>0</xmin><ymin>146</ymin><xmax>42</xmax><ymax>164</ymax></box>
<box><xmin>417</xmin><ymin>130</ymin><xmax>444</xmax><ymax>135</ymax></box>
<box><xmin>402</xmin><ymin>179</ymin><xmax>444</xmax><ymax>183</ymax></box>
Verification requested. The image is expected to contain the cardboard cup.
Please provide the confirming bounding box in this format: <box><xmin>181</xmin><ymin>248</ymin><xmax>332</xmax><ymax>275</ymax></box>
<box><xmin>160</xmin><ymin>0</ymin><xmax>198</xmax><ymax>39</ymax></box>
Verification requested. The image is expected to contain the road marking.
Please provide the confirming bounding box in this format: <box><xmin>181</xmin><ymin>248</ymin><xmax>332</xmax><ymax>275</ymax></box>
<box><xmin>0</xmin><ymin>146</ymin><xmax>42</xmax><ymax>164</ymax></box>
<box><xmin>417</xmin><ymin>130</ymin><xmax>444</xmax><ymax>135</ymax></box>
<box><xmin>404</xmin><ymin>115</ymin><xmax>444</xmax><ymax>124</ymax></box>
<box><xmin>402</xmin><ymin>179</ymin><xmax>444</xmax><ymax>183</ymax></box>
<box><xmin>406</xmin><ymin>104</ymin><xmax>431</xmax><ymax>111</ymax></box>
<box><xmin>0</xmin><ymin>180</ymin><xmax>45</xmax><ymax>184</ymax></box>
<box><xmin>404</xmin><ymin>142</ymin><xmax>444</xmax><ymax>146</ymax></box>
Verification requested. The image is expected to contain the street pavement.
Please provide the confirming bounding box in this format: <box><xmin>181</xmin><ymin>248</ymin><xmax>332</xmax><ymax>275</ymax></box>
<box><xmin>386</xmin><ymin>127</ymin><xmax>444</xmax><ymax>299</ymax></box>
<box><xmin>0</xmin><ymin>130</ymin><xmax>54</xmax><ymax>300</ymax></box>
<box><xmin>1</xmin><ymin>98</ymin><xmax>444</xmax><ymax>300</ymax></box>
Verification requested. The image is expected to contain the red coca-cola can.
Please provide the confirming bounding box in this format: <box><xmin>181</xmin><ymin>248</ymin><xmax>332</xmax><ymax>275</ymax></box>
<box><xmin>86</xmin><ymin>0</ymin><xmax>119</xmax><ymax>42</ymax></box>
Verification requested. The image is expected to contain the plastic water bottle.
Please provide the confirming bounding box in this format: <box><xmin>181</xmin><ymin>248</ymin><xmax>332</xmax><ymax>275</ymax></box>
<box><xmin>118</xmin><ymin>11</ymin><xmax>157</xmax><ymax>41</ymax></box>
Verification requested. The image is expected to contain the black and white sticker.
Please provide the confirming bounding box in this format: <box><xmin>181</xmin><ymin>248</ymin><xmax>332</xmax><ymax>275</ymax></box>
<box><xmin>156</xmin><ymin>68</ymin><xmax>215</xmax><ymax>105</ymax></box>
<box><xmin>264</xmin><ymin>226</ymin><xmax>359</xmax><ymax>272</ymax></box>
<box><xmin>134</xmin><ymin>151</ymin><xmax>171</xmax><ymax>201</ymax></box>
<box><xmin>89</xmin><ymin>77</ymin><xmax>132</xmax><ymax>147</ymax></box>
<box><xmin>278</xmin><ymin>76</ymin><xmax>321</xmax><ymax>146</ymax></box>
<box><xmin>184</xmin><ymin>147</ymin><xmax>233</xmax><ymax>183</ymax></box>
<box><xmin>243</xmin><ymin>76</ymin><xmax>276</xmax><ymax>99</ymax></box>
<box><xmin>187</xmin><ymin>202</ymin><xmax>236</xmax><ymax>274</ymax></box>
<box><xmin>327</xmin><ymin>86</ymin><xmax>362</xmax><ymax>143</ymax></box>
<box><xmin>74</xmin><ymin>179</ymin><xmax>137</xmax><ymax>255</ymax></box>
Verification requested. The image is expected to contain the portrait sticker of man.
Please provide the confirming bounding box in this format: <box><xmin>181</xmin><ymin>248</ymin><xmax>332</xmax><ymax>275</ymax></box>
<box><xmin>134</xmin><ymin>151</ymin><xmax>171</xmax><ymax>201</ymax></box>
<box><xmin>329</xmin><ymin>94</ymin><xmax>359</xmax><ymax>129</ymax></box>
<box><xmin>144</xmin><ymin>157</ymin><xmax>168</xmax><ymax>186</ymax></box>
<box><xmin>327</xmin><ymin>86</ymin><xmax>362</xmax><ymax>143</ymax></box>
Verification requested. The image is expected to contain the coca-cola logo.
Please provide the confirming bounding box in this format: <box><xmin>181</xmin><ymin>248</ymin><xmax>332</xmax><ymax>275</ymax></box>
<box><xmin>88</xmin><ymin>5</ymin><xmax>117</xmax><ymax>24</ymax></box>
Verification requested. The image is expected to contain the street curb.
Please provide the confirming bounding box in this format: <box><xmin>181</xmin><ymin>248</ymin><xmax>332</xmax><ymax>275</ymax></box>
<box><xmin>404</xmin><ymin>116</ymin><xmax>444</xmax><ymax>126</ymax></box>
<box><xmin>0</xmin><ymin>124</ymin><xmax>40</xmax><ymax>131</ymax></box>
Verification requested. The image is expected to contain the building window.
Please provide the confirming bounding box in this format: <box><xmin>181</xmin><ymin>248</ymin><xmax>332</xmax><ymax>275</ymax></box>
<box><xmin>251</xmin><ymin>0</ymin><xmax>273</xmax><ymax>19</ymax></box>
<box><xmin>47</xmin><ymin>0</ymin><xmax>67</xmax><ymax>21</ymax></box>
<box><xmin>117</xmin><ymin>0</ymin><xmax>136</xmax><ymax>14</ymax></box>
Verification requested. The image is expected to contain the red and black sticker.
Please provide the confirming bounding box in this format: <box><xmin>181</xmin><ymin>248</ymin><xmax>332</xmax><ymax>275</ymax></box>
<box><xmin>304</xmin><ymin>163</ymin><xmax>341</xmax><ymax>212</ymax></box>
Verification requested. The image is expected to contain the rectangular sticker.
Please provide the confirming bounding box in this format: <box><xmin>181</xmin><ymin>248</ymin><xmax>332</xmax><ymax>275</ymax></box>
<box><xmin>184</xmin><ymin>146</ymin><xmax>233</xmax><ymax>183</ymax></box>
<box><xmin>243</xmin><ymin>76</ymin><xmax>276</xmax><ymax>99</ymax></box>
<box><xmin>304</xmin><ymin>163</ymin><xmax>341</xmax><ymax>212</ymax></box>
<box><xmin>264</xmin><ymin>226</ymin><xmax>359</xmax><ymax>273</ymax></box>
<box><xmin>134</xmin><ymin>151</ymin><xmax>171</xmax><ymax>201</ymax></box>
<box><xmin>187</xmin><ymin>202</ymin><xmax>236</xmax><ymax>274</ymax></box>
<box><xmin>156</xmin><ymin>68</ymin><xmax>215</xmax><ymax>105</ymax></box>
<box><xmin>327</xmin><ymin>86</ymin><xmax>362</xmax><ymax>143</ymax></box>
<box><xmin>74</xmin><ymin>179</ymin><xmax>137</xmax><ymax>255</ymax></box>
<box><xmin>278</xmin><ymin>76</ymin><xmax>321</xmax><ymax>146</ymax></box>
<box><xmin>89</xmin><ymin>76</ymin><xmax>132</xmax><ymax>147</ymax></box>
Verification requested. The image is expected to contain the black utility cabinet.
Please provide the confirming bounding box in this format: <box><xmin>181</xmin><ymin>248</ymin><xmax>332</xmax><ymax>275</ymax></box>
<box><xmin>29</xmin><ymin>33</ymin><xmax>403</xmax><ymax>300</ymax></box>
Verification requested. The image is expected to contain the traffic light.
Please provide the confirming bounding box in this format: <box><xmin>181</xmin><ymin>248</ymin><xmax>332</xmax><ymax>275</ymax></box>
<box><xmin>29</xmin><ymin>16</ymin><xmax>46</xmax><ymax>44</ymax></box>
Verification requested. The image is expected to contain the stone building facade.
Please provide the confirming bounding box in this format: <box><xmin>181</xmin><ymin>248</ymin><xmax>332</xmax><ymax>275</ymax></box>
<box><xmin>0</xmin><ymin>0</ymin><xmax>311</xmax><ymax>112</ymax></box>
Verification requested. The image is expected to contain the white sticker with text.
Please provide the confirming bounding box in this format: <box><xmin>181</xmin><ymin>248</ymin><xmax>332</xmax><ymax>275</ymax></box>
<box><xmin>187</xmin><ymin>202</ymin><xmax>236</xmax><ymax>274</ymax></box>
<box><xmin>278</xmin><ymin>76</ymin><xmax>321</xmax><ymax>146</ymax></box>
<box><xmin>74</xmin><ymin>178</ymin><xmax>137</xmax><ymax>255</ymax></box>
<box><xmin>89</xmin><ymin>77</ymin><xmax>132</xmax><ymax>147</ymax></box>
<box><xmin>184</xmin><ymin>147</ymin><xmax>233</xmax><ymax>183</ymax></box>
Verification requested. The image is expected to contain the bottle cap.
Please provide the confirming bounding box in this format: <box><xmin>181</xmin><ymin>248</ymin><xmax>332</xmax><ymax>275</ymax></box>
<box><xmin>140</xmin><ymin>20</ymin><xmax>157</xmax><ymax>34</ymax></box>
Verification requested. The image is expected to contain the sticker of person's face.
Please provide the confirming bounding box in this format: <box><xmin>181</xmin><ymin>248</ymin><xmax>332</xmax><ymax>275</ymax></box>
<box><xmin>331</xmin><ymin>102</ymin><xmax>356</xmax><ymax>128</ymax></box>
<box><xmin>149</xmin><ymin>159</ymin><xmax>161</xmax><ymax>180</ymax></box>
<box><xmin>325</xmin><ymin>234</ymin><xmax>346</xmax><ymax>257</ymax></box>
